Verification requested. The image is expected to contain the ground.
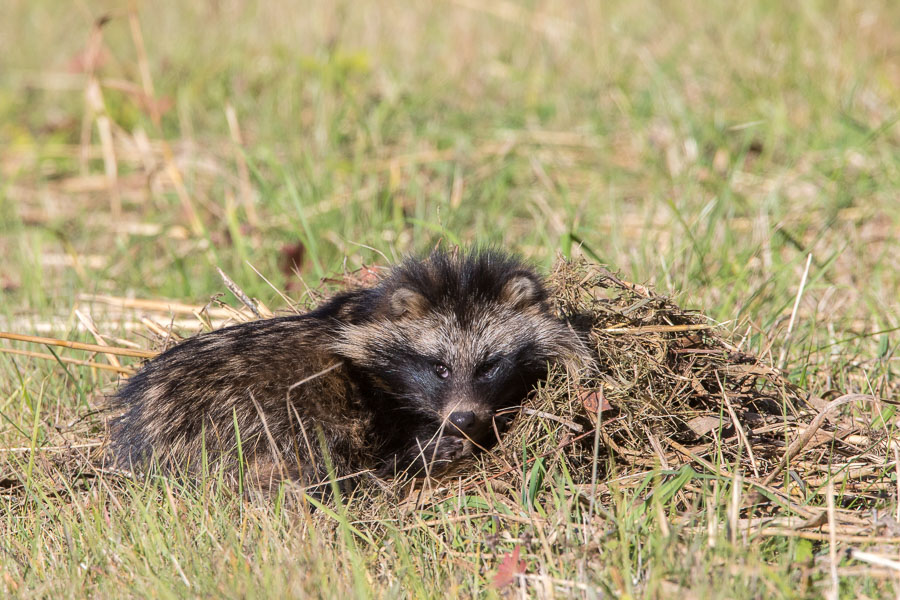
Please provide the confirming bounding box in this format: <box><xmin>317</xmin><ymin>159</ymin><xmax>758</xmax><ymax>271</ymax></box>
<box><xmin>1</xmin><ymin>1</ymin><xmax>899</xmax><ymax>597</ymax></box>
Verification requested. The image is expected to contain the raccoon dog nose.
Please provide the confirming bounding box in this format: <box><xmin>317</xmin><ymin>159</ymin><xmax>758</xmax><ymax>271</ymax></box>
<box><xmin>448</xmin><ymin>411</ymin><xmax>478</xmax><ymax>437</ymax></box>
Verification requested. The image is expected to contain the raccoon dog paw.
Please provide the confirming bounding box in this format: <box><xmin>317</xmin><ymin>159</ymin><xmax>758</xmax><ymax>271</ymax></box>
<box><xmin>379</xmin><ymin>435</ymin><xmax>472</xmax><ymax>478</ymax></box>
<box><xmin>428</xmin><ymin>435</ymin><xmax>469</xmax><ymax>464</ymax></box>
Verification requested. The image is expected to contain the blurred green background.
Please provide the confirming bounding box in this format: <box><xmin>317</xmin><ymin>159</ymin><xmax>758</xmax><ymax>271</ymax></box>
<box><xmin>2</xmin><ymin>1</ymin><xmax>896</xmax><ymax>328</ymax></box>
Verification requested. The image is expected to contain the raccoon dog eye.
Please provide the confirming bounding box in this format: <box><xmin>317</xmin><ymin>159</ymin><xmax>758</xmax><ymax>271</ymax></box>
<box><xmin>476</xmin><ymin>359</ymin><xmax>501</xmax><ymax>379</ymax></box>
<box><xmin>433</xmin><ymin>362</ymin><xmax>451</xmax><ymax>379</ymax></box>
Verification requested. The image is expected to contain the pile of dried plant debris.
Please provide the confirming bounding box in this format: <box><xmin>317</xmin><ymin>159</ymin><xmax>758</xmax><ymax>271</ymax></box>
<box><xmin>411</xmin><ymin>258</ymin><xmax>894</xmax><ymax>542</ymax></box>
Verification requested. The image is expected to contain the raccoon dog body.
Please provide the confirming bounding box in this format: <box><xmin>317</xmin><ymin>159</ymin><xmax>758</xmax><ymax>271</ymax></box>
<box><xmin>109</xmin><ymin>250</ymin><xmax>583</xmax><ymax>491</ymax></box>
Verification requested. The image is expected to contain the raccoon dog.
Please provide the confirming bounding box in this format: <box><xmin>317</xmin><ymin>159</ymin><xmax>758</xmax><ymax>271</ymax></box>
<box><xmin>108</xmin><ymin>250</ymin><xmax>584</xmax><ymax>491</ymax></box>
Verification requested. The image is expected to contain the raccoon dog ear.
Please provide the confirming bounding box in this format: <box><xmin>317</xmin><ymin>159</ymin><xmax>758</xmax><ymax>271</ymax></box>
<box><xmin>500</xmin><ymin>274</ymin><xmax>541</xmax><ymax>309</ymax></box>
<box><xmin>389</xmin><ymin>287</ymin><xmax>429</xmax><ymax>318</ymax></box>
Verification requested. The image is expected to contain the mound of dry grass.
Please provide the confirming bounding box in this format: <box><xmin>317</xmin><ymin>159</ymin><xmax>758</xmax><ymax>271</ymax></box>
<box><xmin>394</xmin><ymin>258</ymin><xmax>893</xmax><ymax>540</ymax></box>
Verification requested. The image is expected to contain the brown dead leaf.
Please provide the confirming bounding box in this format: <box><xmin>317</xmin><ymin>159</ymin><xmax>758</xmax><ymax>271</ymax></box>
<box><xmin>673</xmin><ymin>333</ymin><xmax>704</xmax><ymax>349</ymax></box>
<box><xmin>579</xmin><ymin>388</ymin><xmax>612</xmax><ymax>416</ymax></box>
<box><xmin>334</xmin><ymin>264</ymin><xmax>385</xmax><ymax>288</ymax></box>
<box><xmin>67</xmin><ymin>45</ymin><xmax>109</xmax><ymax>73</ymax></box>
<box><xmin>686</xmin><ymin>415</ymin><xmax>722</xmax><ymax>437</ymax></box>
<box><xmin>135</xmin><ymin>93</ymin><xmax>174</xmax><ymax>119</ymax></box>
<box><xmin>279</xmin><ymin>241</ymin><xmax>306</xmax><ymax>291</ymax></box>
<box><xmin>279</xmin><ymin>241</ymin><xmax>306</xmax><ymax>275</ymax></box>
<box><xmin>67</xmin><ymin>15</ymin><xmax>112</xmax><ymax>74</ymax></box>
<box><xmin>492</xmin><ymin>546</ymin><xmax>526</xmax><ymax>589</ymax></box>
<box><xmin>358</xmin><ymin>265</ymin><xmax>380</xmax><ymax>285</ymax></box>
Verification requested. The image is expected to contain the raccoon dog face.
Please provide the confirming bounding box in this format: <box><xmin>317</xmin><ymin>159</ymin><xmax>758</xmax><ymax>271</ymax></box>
<box><xmin>330</xmin><ymin>251</ymin><xmax>579</xmax><ymax>449</ymax></box>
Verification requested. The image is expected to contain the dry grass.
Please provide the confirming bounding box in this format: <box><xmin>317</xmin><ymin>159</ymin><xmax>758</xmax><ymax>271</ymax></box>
<box><xmin>2</xmin><ymin>0</ymin><xmax>900</xmax><ymax>597</ymax></box>
<box><xmin>2</xmin><ymin>257</ymin><xmax>898</xmax><ymax>597</ymax></box>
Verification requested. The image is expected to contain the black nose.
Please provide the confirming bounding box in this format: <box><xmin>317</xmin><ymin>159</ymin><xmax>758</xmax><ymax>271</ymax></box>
<box><xmin>448</xmin><ymin>411</ymin><xmax>487</xmax><ymax>439</ymax></box>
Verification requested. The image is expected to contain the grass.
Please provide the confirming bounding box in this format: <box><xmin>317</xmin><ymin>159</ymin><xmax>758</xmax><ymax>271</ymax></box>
<box><xmin>1</xmin><ymin>0</ymin><xmax>899</xmax><ymax>597</ymax></box>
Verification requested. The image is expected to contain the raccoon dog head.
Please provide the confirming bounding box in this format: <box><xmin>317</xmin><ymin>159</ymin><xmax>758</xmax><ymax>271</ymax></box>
<box><xmin>330</xmin><ymin>250</ymin><xmax>582</xmax><ymax>447</ymax></box>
